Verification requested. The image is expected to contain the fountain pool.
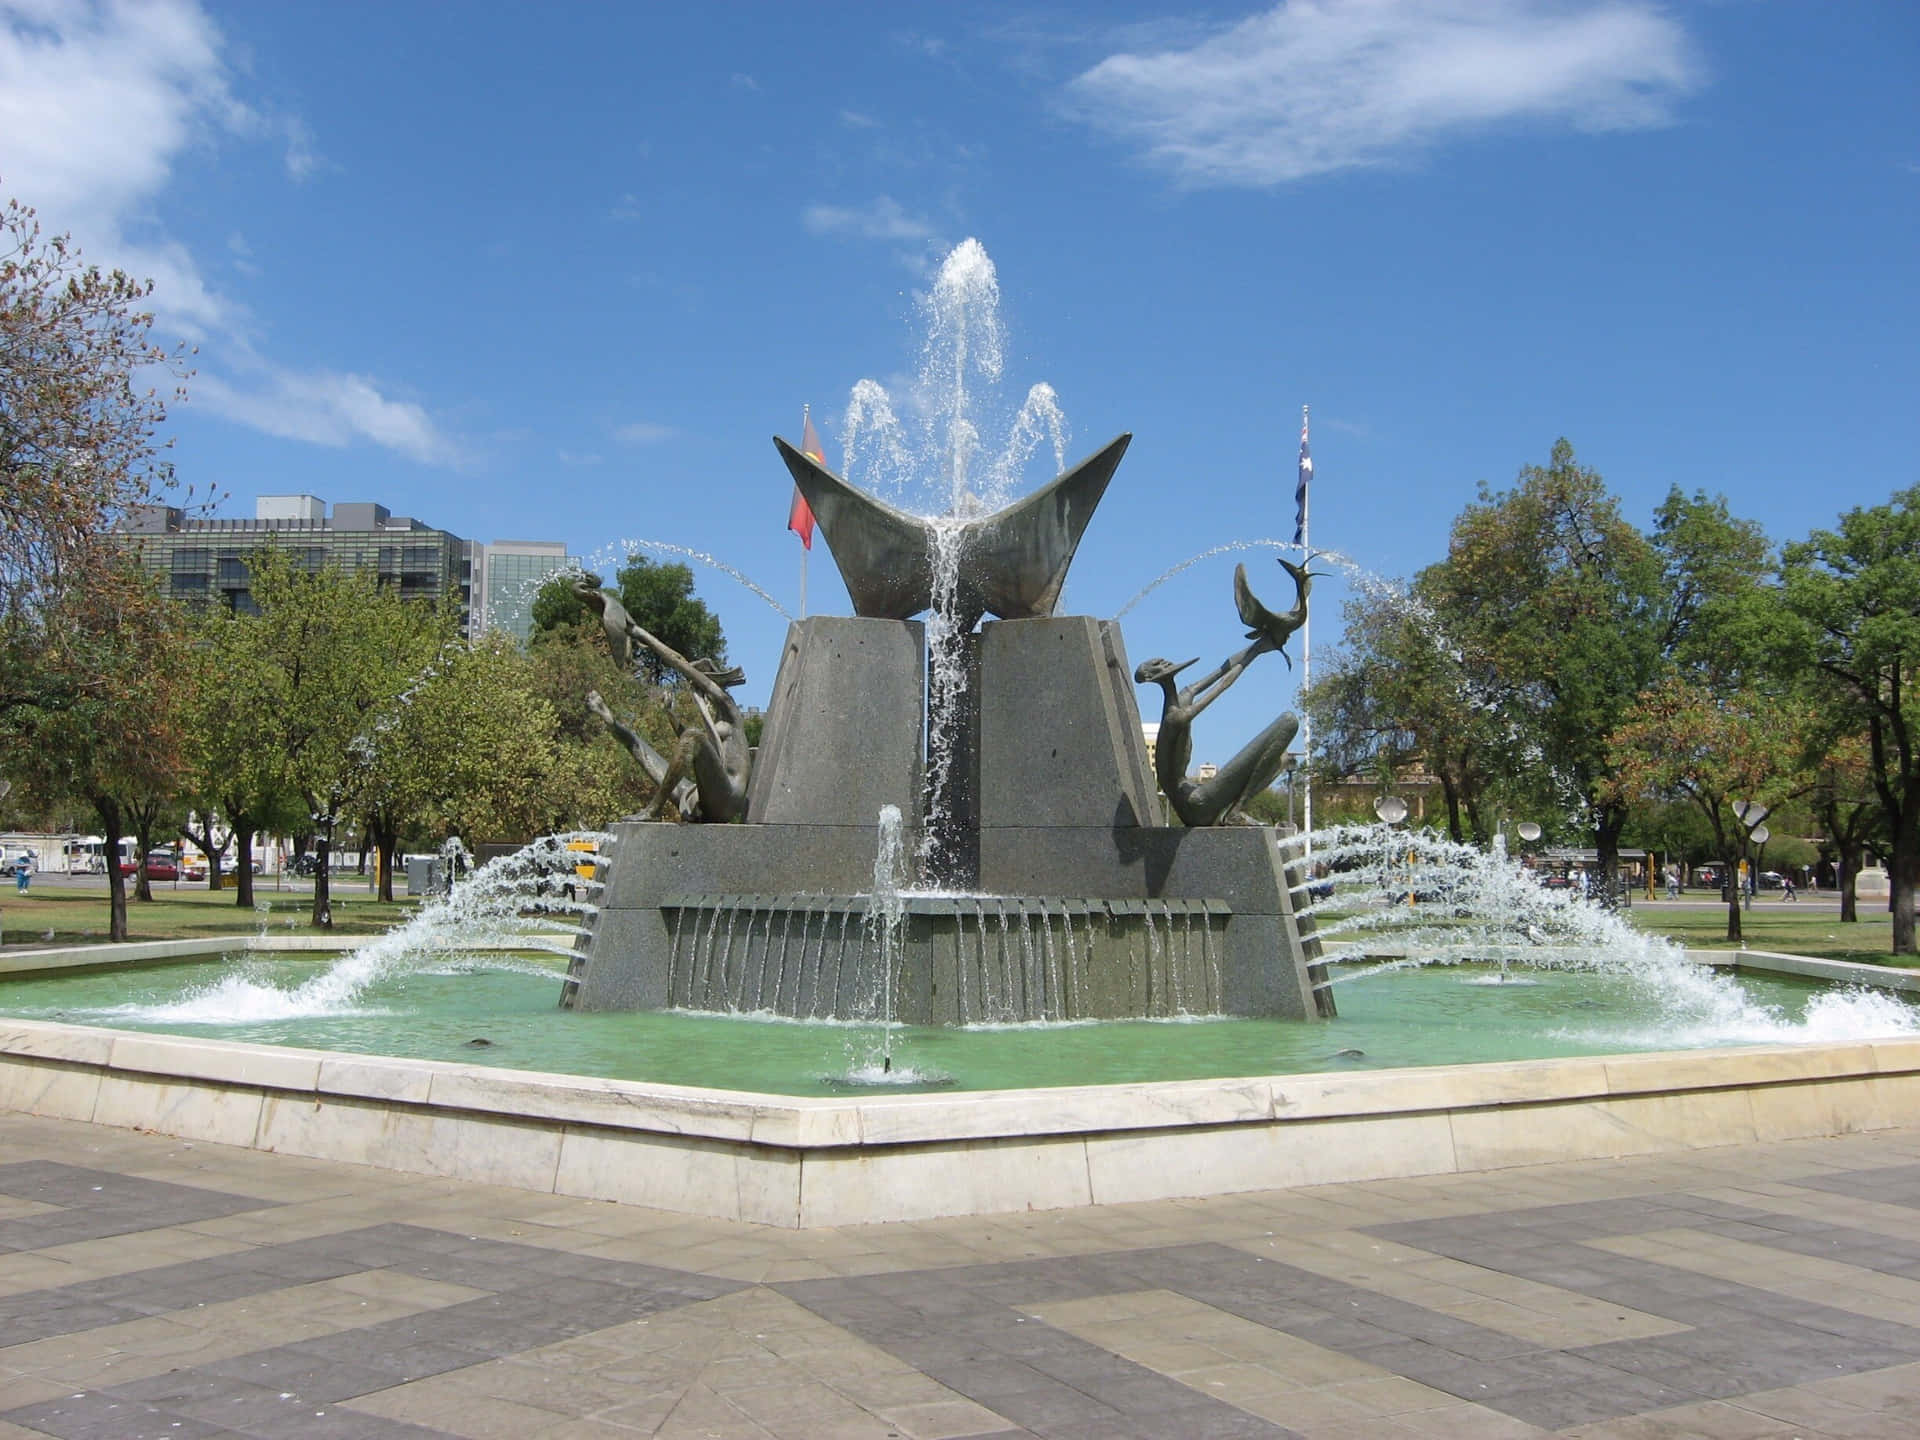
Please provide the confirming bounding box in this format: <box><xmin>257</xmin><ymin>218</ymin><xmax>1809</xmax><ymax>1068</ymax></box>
<box><xmin>2</xmin><ymin>946</ymin><xmax>1915</xmax><ymax>1095</ymax></box>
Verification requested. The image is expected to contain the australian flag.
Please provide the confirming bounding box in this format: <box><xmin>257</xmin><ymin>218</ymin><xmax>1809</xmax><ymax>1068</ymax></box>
<box><xmin>1293</xmin><ymin>412</ymin><xmax>1311</xmax><ymax>547</ymax></box>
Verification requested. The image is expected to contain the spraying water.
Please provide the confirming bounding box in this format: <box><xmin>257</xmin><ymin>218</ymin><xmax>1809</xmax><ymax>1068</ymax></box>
<box><xmin>831</xmin><ymin>240</ymin><xmax>1074</xmax><ymax>881</ymax></box>
<box><xmin>1288</xmin><ymin>821</ymin><xmax>1920</xmax><ymax>1046</ymax></box>
<box><xmin>112</xmin><ymin>834</ymin><xmax>609</xmax><ymax>1025</ymax></box>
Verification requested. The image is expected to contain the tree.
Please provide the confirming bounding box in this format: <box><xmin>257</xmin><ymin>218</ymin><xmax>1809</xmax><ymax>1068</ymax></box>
<box><xmin>529</xmin><ymin>555</ymin><xmax>726</xmax><ymax>685</ymax></box>
<box><xmin>243</xmin><ymin>549</ymin><xmax>447</xmax><ymax>927</ymax></box>
<box><xmin>1801</xmin><ymin>732</ymin><xmax>1882</xmax><ymax>923</ymax></box>
<box><xmin>1609</xmin><ymin>676</ymin><xmax>1804</xmax><ymax>942</ymax></box>
<box><xmin>175</xmin><ymin>606</ymin><xmax>305</xmax><ymax>904</ymax></box>
<box><xmin>1778</xmin><ymin>487</ymin><xmax>1920</xmax><ymax>953</ymax></box>
<box><xmin>351</xmin><ymin>635</ymin><xmax>558</xmax><ymax>900</ymax></box>
<box><xmin>0</xmin><ymin>195</ymin><xmax>192</xmax><ymax>723</ymax></box>
<box><xmin>525</xmin><ymin>617</ymin><xmax>668</xmax><ymax>827</ymax></box>
<box><xmin>1422</xmin><ymin>440</ymin><xmax>1666</xmax><ymax>892</ymax></box>
<box><xmin>7</xmin><ymin>562</ymin><xmax>190</xmax><ymax>939</ymax></box>
<box><xmin>1306</xmin><ymin>575</ymin><xmax>1507</xmax><ymax>845</ymax></box>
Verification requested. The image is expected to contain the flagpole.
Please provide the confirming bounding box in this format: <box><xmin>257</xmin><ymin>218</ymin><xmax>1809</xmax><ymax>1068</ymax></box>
<box><xmin>799</xmin><ymin>405</ymin><xmax>811</xmax><ymax>619</ymax></box>
<box><xmin>1300</xmin><ymin>403</ymin><xmax>1313</xmax><ymax>859</ymax></box>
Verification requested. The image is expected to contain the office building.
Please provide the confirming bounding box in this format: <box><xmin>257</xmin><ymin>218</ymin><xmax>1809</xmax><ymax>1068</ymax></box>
<box><xmin>472</xmin><ymin>540</ymin><xmax>580</xmax><ymax>644</ymax></box>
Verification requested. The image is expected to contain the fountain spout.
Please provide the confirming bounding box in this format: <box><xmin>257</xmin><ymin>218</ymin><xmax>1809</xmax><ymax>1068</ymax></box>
<box><xmin>774</xmin><ymin>433</ymin><xmax>1130</xmax><ymax>626</ymax></box>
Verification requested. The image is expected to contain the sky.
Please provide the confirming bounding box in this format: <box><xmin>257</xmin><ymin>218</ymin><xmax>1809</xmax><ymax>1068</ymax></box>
<box><xmin>1</xmin><ymin>0</ymin><xmax>1916</xmax><ymax>758</ymax></box>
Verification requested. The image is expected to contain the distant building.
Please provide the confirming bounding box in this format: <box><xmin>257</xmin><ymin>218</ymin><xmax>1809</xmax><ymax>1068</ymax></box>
<box><xmin>122</xmin><ymin>497</ymin><xmax>572</xmax><ymax>642</ymax></box>
<box><xmin>472</xmin><ymin>540</ymin><xmax>579</xmax><ymax>644</ymax></box>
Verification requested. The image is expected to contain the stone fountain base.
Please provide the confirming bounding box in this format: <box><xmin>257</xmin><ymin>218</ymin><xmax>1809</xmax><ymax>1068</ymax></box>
<box><xmin>562</xmin><ymin>820</ymin><xmax>1331</xmax><ymax>1022</ymax></box>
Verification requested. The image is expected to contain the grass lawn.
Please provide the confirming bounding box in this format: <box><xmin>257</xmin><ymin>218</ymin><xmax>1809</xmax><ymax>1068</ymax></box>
<box><xmin>1627</xmin><ymin>900</ymin><xmax>1910</xmax><ymax>967</ymax></box>
<box><xmin>0</xmin><ymin>884</ymin><xmax>421</xmax><ymax>947</ymax></box>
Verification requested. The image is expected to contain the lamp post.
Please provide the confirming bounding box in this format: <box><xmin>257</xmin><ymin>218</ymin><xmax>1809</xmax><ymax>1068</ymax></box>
<box><xmin>1733</xmin><ymin>801</ymin><xmax>1770</xmax><ymax>913</ymax></box>
<box><xmin>1374</xmin><ymin>795</ymin><xmax>1410</xmax><ymax>904</ymax></box>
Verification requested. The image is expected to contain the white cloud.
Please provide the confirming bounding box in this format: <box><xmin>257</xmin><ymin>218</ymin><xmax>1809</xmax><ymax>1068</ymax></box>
<box><xmin>0</xmin><ymin>0</ymin><xmax>452</xmax><ymax>465</ymax></box>
<box><xmin>614</xmin><ymin>422</ymin><xmax>676</xmax><ymax>446</ymax></box>
<box><xmin>193</xmin><ymin>370</ymin><xmax>467</xmax><ymax>468</ymax></box>
<box><xmin>610</xmin><ymin>191</ymin><xmax>643</xmax><ymax>221</ymax></box>
<box><xmin>1068</xmin><ymin>0</ymin><xmax>1701</xmax><ymax>187</ymax></box>
<box><xmin>557</xmin><ymin>450</ymin><xmax>603</xmax><ymax>468</ymax></box>
<box><xmin>803</xmin><ymin>195</ymin><xmax>935</xmax><ymax>242</ymax></box>
<box><xmin>840</xmin><ymin>109</ymin><xmax>881</xmax><ymax>129</ymax></box>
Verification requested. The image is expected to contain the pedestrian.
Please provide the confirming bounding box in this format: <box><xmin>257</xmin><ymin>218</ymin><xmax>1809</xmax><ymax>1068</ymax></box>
<box><xmin>1781</xmin><ymin>872</ymin><xmax>1796</xmax><ymax>902</ymax></box>
<box><xmin>12</xmin><ymin>855</ymin><xmax>29</xmax><ymax>894</ymax></box>
<box><xmin>1665</xmin><ymin>864</ymin><xmax>1681</xmax><ymax>899</ymax></box>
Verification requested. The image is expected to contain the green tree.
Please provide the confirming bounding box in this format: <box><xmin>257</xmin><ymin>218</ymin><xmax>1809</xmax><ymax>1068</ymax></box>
<box><xmin>530</xmin><ymin>556</ymin><xmax>726</xmax><ymax>685</ymax></box>
<box><xmin>1778</xmin><ymin>487</ymin><xmax>1920</xmax><ymax>952</ymax></box>
<box><xmin>1422</xmin><ymin>440</ymin><xmax>1666</xmax><ymax>891</ymax></box>
<box><xmin>174</xmin><ymin>607</ymin><xmax>306</xmax><ymax>905</ymax></box>
<box><xmin>352</xmin><ymin>635</ymin><xmax>558</xmax><ymax>899</ymax></box>
<box><xmin>243</xmin><ymin>550</ymin><xmax>446</xmax><ymax>928</ymax></box>
<box><xmin>525</xmin><ymin>618</ymin><xmax>668</xmax><ymax>827</ymax></box>
<box><xmin>1306</xmin><ymin>574</ymin><xmax>1506</xmax><ymax>845</ymax></box>
<box><xmin>1609</xmin><ymin>676</ymin><xmax>1804</xmax><ymax>941</ymax></box>
<box><xmin>7</xmin><ymin>563</ymin><xmax>190</xmax><ymax>938</ymax></box>
<box><xmin>1801</xmin><ymin>732</ymin><xmax>1882</xmax><ymax>923</ymax></box>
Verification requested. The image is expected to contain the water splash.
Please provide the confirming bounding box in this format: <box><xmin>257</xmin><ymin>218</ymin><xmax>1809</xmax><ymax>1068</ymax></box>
<box><xmin>1302</xmin><ymin>820</ymin><xmax>1920</xmax><ymax>1048</ymax></box>
<box><xmin>118</xmin><ymin>833</ymin><xmax>609</xmax><ymax>1025</ymax></box>
<box><xmin>839</xmin><ymin>239</ymin><xmax>1070</xmax><ymax>519</ymax></box>
<box><xmin>837</xmin><ymin>805</ymin><xmax>941</xmax><ymax>1085</ymax></box>
<box><xmin>577</xmin><ymin>544</ymin><xmax>793</xmax><ymax>620</ymax></box>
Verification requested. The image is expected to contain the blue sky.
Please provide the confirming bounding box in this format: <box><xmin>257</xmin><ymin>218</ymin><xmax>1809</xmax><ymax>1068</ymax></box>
<box><xmin>2</xmin><ymin>1</ymin><xmax>1916</xmax><ymax>755</ymax></box>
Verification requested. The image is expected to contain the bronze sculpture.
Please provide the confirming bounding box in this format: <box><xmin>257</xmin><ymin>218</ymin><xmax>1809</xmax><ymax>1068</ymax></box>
<box><xmin>575</xmin><ymin>576</ymin><xmax>751</xmax><ymax>823</ymax></box>
<box><xmin>1136</xmin><ymin>558</ymin><xmax>1312</xmax><ymax>827</ymax></box>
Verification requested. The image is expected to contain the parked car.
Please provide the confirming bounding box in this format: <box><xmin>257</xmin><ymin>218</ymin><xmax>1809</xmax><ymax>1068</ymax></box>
<box><xmin>142</xmin><ymin>849</ymin><xmax>179</xmax><ymax>881</ymax></box>
<box><xmin>1758</xmin><ymin>871</ymin><xmax>1787</xmax><ymax>889</ymax></box>
<box><xmin>1696</xmin><ymin>866</ymin><xmax>1724</xmax><ymax>889</ymax></box>
<box><xmin>182</xmin><ymin>855</ymin><xmax>209</xmax><ymax>882</ymax></box>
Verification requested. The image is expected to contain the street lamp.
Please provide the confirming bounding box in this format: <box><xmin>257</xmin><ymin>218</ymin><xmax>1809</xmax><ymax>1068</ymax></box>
<box><xmin>1517</xmin><ymin>822</ymin><xmax>1542</xmax><ymax>843</ymax></box>
<box><xmin>1374</xmin><ymin>795</ymin><xmax>1411</xmax><ymax>904</ymax></box>
<box><xmin>1733</xmin><ymin>801</ymin><xmax>1770</xmax><ymax>911</ymax></box>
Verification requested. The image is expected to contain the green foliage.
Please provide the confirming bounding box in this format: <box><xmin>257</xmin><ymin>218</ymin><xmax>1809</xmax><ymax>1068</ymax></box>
<box><xmin>531</xmin><ymin>556</ymin><xmax>726</xmax><ymax>687</ymax></box>
<box><xmin>237</xmin><ymin>549</ymin><xmax>452</xmax><ymax>924</ymax></box>
<box><xmin>523</xmin><ymin>619</ymin><xmax>666</xmax><ymax>826</ymax></box>
<box><xmin>1778</xmin><ymin>485</ymin><xmax>1920</xmax><ymax>951</ymax></box>
<box><xmin>1418</xmin><ymin>439</ymin><xmax>1666</xmax><ymax>873</ymax></box>
<box><xmin>1304</xmin><ymin>571</ymin><xmax>1504</xmax><ymax>844</ymax></box>
<box><xmin>528</xmin><ymin>573</ymin><xmax>587</xmax><ymax>635</ymax></box>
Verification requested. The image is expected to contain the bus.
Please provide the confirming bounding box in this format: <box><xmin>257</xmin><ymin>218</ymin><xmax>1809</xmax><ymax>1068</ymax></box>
<box><xmin>61</xmin><ymin>836</ymin><xmax>138</xmax><ymax>874</ymax></box>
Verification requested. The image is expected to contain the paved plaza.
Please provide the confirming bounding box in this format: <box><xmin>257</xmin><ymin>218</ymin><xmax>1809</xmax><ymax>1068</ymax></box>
<box><xmin>3</xmin><ymin>1113</ymin><xmax>1920</xmax><ymax>1438</ymax></box>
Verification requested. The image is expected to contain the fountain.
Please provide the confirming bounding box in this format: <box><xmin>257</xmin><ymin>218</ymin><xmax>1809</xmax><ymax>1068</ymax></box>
<box><xmin>5</xmin><ymin>238</ymin><xmax>1920</xmax><ymax>1228</ymax></box>
<box><xmin>562</xmin><ymin>260</ymin><xmax>1329</xmax><ymax>1028</ymax></box>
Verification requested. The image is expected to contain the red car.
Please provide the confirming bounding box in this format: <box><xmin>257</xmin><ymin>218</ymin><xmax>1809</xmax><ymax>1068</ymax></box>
<box><xmin>141</xmin><ymin>850</ymin><xmax>180</xmax><ymax>881</ymax></box>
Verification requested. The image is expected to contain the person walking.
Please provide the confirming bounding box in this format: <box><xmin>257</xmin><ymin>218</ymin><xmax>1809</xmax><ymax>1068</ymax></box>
<box><xmin>1781</xmin><ymin>872</ymin><xmax>1796</xmax><ymax>902</ymax></box>
<box><xmin>12</xmin><ymin>855</ymin><xmax>29</xmax><ymax>894</ymax></box>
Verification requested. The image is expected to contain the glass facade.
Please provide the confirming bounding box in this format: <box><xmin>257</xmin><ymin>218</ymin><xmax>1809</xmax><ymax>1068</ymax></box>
<box><xmin>475</xmin><ymin>541</ymin><xmax>578</xmax><ymax>644</ymax></box>
<box><xmin>122</xmin><ymin>502</ymin><xmax>475</xmax><ymax>627</ymax></box>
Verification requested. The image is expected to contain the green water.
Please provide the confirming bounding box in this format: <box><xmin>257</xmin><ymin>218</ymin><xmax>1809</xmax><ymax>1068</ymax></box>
<box><xmin>3</xmin><ymin>953</ymin><xmax>1910</xmax><ymax>1096</ymax></box>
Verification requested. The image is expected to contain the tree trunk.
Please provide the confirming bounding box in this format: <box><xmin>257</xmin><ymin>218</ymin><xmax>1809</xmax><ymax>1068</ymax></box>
<box><xmin>91</xmin><ymin>794</ymin><xmax>129</xmax><ymax>942</ymax></box>
<box><xmin>1838</xmin><ymin>842</ymin><xmax>1863</xmax><ymax>924</ymax></box>
<box><xmin>377</xmin><ymin>830</ymin><xmax>399</xmax><ymax>904</ymax></box>
<box><xmin>311</xmin><ymin>825</ymin><xmax>334</xmax><ymax>929</ymax></box>
<box><xmin>1723</xmin><ymin>847</ymin><xmax>1743</xmax><ymax>944</ymax></box>
<box><xmin>1440</xmin><ymin>777</ymin><xmax>1464</xmax><ymax>844</ymax></box>
<box><xmin>181</xmin><ymin>815</ymin><xmax>229</xmax><ymax>894</ymax></box>
<box><xmin>1892</xmin><ymin>837</ymin><xmax>1918</xmax><ymax>955</ymax></box>
<box><xmin>1594</xmin><ymin>803</ymin><xmax>1628</xmax><ymax>910</ymax></box>
<box><xmin>232</xmin><ymin>821</ymin><xmax>257</xmax><ymax>909</ymax></box>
